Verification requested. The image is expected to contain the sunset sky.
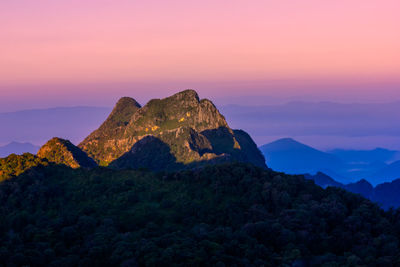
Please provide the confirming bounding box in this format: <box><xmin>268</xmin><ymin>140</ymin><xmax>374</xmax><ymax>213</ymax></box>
<box><xmin>1</xmin><ymin>0</ymin><xmax>400</xmax><ymax>111</ymax></box>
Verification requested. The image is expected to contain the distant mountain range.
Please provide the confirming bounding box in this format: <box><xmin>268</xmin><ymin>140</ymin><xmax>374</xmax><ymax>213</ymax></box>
<box><xmin>0</xmin><ymin>142</ymin><xmax>40</xmax><ymax>157</ymax></box>
<box><xmin>220</xmin><ymin>101</ymin><xmax>400</xmax><ymax>149</ymax></box>
<box><xmin>2</xmin><ymin>100</ymin><xmax>400</xmax><ymax>152</ymax></box>
<box><xmin>0</xmin><ymin>106</ymin><xmax>112</xmax><ymax>145</ymax></box>
<box><xmin>260</xmin><ymin>138</ymin><xmax>400</xmax><ymax>208</ymax></box>
<box><xmin>260</xmin><ymin>138</ymin><xmax>400</xmax><ymax>185</ymax></box>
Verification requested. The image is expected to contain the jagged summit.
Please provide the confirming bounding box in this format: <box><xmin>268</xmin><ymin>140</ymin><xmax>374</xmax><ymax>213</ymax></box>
<box><xmin>87</xmin><ymin>96</ymin><xmax>141</xmax><ymax>138</ymax></box>
<box><xmin>78</xmin><ymin>97</ymin><xmax>141</xmax><ymax>164</ymax></box>
<box><xmin>79</xmin><ymin>90</ymin><xmax>266</xmax><ymax>169</ymax></box>
<box><xmin>38</xmin><ymin>137</ymin><xmax>97</xmax><ymax>169</ymax></box>
<box><xmin>124</xmin><ymin>90</ymin><xmax>228</xmax><ymax>135</ymax></box>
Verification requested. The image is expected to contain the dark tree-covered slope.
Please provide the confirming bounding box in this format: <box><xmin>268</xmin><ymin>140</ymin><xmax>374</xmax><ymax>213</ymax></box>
<box><xmin>1</xmin><ymin>163</ymin><xmax>400</xmax><ymax>266</ymax></box>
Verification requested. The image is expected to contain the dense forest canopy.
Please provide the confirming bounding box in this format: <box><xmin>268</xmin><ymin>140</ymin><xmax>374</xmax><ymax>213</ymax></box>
<box><xmin>1</xmin><ymin>162</ymin><xmax>400</xmax><ymax>266</ymax></box>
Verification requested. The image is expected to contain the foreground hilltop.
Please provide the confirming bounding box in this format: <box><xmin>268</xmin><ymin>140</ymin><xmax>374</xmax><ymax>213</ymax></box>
<box><xmin>79</xmin><ymin>90</ymin><xmax>266</xmax><ymax>170</ymax></box>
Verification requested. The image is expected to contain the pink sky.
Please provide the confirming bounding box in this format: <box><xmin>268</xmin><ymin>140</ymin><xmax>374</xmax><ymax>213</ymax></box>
<box><xmin>1</xmin><ymin>0</ymin><xmax>400</xmax><ymax>109</ymax></box>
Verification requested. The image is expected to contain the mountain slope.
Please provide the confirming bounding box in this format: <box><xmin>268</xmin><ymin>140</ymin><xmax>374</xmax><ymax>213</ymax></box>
<box><xmin>38</xmin><ymin>137</ymin><xmax>97</xmax><ymax>169</ymax></box>
<box><xmin>345</xmin><ymin>179</ymin><xmax>374</xmax><ymax>199</ymax></box>
<box><xmin>0</xmin><ymin>142</ymin><xmax>40</xmax><ymax>157</ymax></box>
<box><xmin>80</xmin><ymin>90</ymin><xmax>266</xmax><ymax>169</ymax></box>
<box><xmin>370</xmin><ymin>160</ymin><xmax>400</xmax><ymax>185</ymax></box>
<box><xmin>374</xmin><ymin>179</ymin><xmax>400</xmax><ymax>209</ymax></box>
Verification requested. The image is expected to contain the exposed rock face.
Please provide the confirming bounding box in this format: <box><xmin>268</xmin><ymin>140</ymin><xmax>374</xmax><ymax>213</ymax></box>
<box><xmin>79</xmin><ymin>97</ymin><xmax>141</xmax><ymax>165</ymax></box>
<box><xmin>38</xmin><ymin>138</ymin><xmax>97</xmax><ymax>169</ymax></box>
<box><xmin>79</xmin><ymin>89</ymin><xmax>267</xmax><ymax>170</ymax></box>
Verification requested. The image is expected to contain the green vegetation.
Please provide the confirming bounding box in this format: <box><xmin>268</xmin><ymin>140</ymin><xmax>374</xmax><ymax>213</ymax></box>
<box><xmin>1</xmin><ymin>162</ymin><xmax>400</xmax><ymax>265</ymax></box>
<box><xmin>0</xmin><ymin>153</ymin><xmax>48</xmax><ymax>182</ymax></box>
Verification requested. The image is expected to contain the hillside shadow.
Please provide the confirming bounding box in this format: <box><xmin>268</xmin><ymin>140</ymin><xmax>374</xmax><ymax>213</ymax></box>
<box><xmin>109</xmin><ymin>135</ymin><xmax>240</xmax><ymax>172</ymax></box>
<box><xmin>201</xmin><ymin>127</ymin><xmax>267</xmax><ymax>168</ymax></box>
<box><xmin>109</xmin><ymin>136</ymin><xmax>185</xmax><ymax>171</ymax></box>
<box><xmin>109</xmin><ymin>128</ymin><xmax>267</xmax><ymax>172</ymax></box>
<box><xmin>200</xmin><ymin>127</ymin><xmax>240</xmax><ymax>155</ymax></box>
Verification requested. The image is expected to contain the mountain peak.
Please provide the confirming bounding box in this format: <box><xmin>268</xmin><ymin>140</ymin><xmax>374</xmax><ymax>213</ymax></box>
<box><xmin>0</xmin><ymin>142</ymin><xmax>40</xmax><ymax>158</ymax></box>
<box><xmin>260</xmin><ymin>138</ymin><xmax>315</xmax><ymax>152</ymax></box>
<box><xmin>109</xmin><ymin>97</ymin><xmax>141</xmax><ymax>124</ymax></box>
<box><xmin>274</xmin><ymin>138</ymin><xmax>299</xmax><ymax>145</ymax></box>
<box><xmin>38</xmin><ymin>137</ymin><xmax>96</xmax><ymax>169</ymax></box>
<box><xmin>115</xmin><ymin>97</ymin><xmax>141</xmax><ymax>110</ymax></box>
<box><xmin>79</xmin><ymin>90</ymin><xmax>266</xmax><ymax>169</ymax></box>
<box><xmin>171</xmin><ymin>89</ymin><xmax>200</xmax><ymax>102</ymax></box>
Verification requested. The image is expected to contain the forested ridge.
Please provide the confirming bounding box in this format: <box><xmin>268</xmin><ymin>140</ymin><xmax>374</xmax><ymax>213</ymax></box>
<box><xmin>1</xmin><ymin>163</ymin><xmax>400</xmax><ymax>266</ymax></box>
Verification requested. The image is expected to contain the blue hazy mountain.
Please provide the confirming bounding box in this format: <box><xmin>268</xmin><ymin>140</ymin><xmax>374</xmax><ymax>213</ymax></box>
<box><xmin>374</xmin><ymin>178</ymin><xmax>400</xmax><ymax>209</ymax></box>
<box><xmin>0</xmin><ymin>142</ymin><xmax>40</xmax><ymax>158</ymax></box>
<box><xmin>345</xmin><ymin>179</ymin><xmax>374</xmax><ymax>199</ymax></box>
<box><xmin>259</xmin><ymin>138</ymin><xmax>344</xmax><ymax>180</ymax></box>
<box><xmin>303</xmin><ymin>172</ymin><xmax>343</xmax><ymax>189</ymax></box>
<box><xmin>260</xmin><ymin>138</ymin><xmax>400</xmax><ymax>184</ymax></box>
<box><xmin>304</xmin><ymin>173</ymin><xmax>373</xmax><ymax>201</ymax></box>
